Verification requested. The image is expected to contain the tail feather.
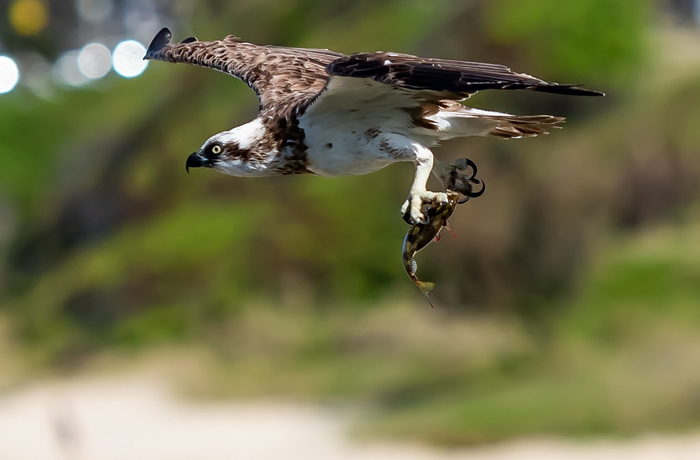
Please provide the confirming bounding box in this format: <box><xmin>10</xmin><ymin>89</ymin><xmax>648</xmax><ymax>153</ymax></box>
<box><xmin>425</xmin><ymin>106</ymin><xmax>565</xmax><ymax>140</ymax></box>
<box><xmin>487</xmin><ymin>115</ymin><xmax>565</xmax><ymax>139</ymax></box>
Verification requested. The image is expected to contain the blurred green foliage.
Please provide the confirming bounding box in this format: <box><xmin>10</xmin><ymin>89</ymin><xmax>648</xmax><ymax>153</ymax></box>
<box><xmin>484</xmin><ymin>0</ymin><xmax>652</xmax><ymax>83</ymax></box>
<box><xmin>2</xmin><ymin>0</ymin><xmax>700</xmax><ymax>446</ymax></box>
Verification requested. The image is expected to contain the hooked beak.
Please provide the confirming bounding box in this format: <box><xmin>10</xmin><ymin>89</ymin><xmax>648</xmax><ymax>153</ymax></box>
<box><xmin>185</xmin><ymin>152</ymin><xmax>205</xmax><ymax>174</ymax></box>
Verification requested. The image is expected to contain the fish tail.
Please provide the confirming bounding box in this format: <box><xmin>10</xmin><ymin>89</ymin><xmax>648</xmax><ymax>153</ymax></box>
<box><xmin>417</xmin><ymin>281</ymin><xmax>436</xmax><ymax>292</ymax></box>
<box><xmin>416</xmin><ymin>281</ymin><xmax>437</xmax><ymax>308</ymax></box>
<box><xmin>421</xmin><ymin>287</ymin><xmax>437</xmax><ymax>308</ymax></box>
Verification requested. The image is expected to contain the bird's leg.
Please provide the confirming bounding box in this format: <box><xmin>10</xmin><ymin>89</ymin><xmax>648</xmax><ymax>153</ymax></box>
<box><xmin>399</xmin><ymin>143</ymin><xmax>448</xmax><ymax>224</ymax></box>
<box><xmin>377</xmin><ymin>134</ymin><xmax>448</xmax><ymax>224</ymax></box>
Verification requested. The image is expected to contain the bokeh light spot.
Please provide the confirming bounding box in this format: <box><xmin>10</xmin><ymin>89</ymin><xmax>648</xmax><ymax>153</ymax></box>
<box><xmin>22</xmin><ymin>54</ymin><xmax>53</xmax><ymax>99</ymax></box>
<box><xmin>53</xmin><ymin>51</ymin><xmax>89</xmax><ymax>87</ymax></box>
<box><xmin>78</xmin><ymin>43</ymin><xmax>112</xmax><ymax>79</ymax></box>
<box><xmin>0</xmin><ymin>56</ymin><xmax>20</xmax><ymax>94</ymax></box>
<box><xmin>9</xmin><ymin>0</ymin><xmax>49</xmax><ymax>36</ymax></box>
<box><xmin>76</xmin><ymin>0</ymin><xmax>113</xmax><ymax>23</ymax></box>
<box><xmin>112</xmin><ymin>40</ymin><xmax>149</xmax><ymax>78</ymax></box>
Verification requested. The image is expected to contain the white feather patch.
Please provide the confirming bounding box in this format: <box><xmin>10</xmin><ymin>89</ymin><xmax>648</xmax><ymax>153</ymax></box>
<box><xmin>212</xmin><ymin>118</ymin><xmax>266</xmax><ymax>149</ymax></box>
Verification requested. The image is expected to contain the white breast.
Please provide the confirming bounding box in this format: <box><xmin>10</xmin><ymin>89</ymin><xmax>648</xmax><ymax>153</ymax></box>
<box><xmin>298</xmin><ymin>94</ymin><xmax>416</xmax><ymax>176</ymax></box>
<box><xmin>299</xmin><ymin>125</ymin><xmax>393</xmax><ymax>176</ymax></box>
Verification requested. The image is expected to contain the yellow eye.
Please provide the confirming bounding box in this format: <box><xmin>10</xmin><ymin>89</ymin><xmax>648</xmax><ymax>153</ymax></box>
<box><xmin>211</xmin><ymin>144</ymin><xmax>222</xmax><ymax>155</ymax></box>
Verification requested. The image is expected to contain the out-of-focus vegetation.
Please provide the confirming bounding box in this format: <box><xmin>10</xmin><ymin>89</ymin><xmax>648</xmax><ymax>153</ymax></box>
<box><xmin>2</xmin><ymin>0</ymin><xmax>700</xmax><ymax>446</ymax></box>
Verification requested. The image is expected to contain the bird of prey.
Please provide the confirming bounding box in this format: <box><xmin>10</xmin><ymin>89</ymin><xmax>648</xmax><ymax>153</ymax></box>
<box><xmin>144</xmin><ymin>28</ymin><xmax>603</xmax><ymax>223</ymax></box>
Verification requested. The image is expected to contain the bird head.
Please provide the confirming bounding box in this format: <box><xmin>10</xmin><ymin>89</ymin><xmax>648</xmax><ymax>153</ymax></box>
<box><xmin>185</xmin><ymin>118</ymin><xmax>269</xmax><ymax>176</ymax></box>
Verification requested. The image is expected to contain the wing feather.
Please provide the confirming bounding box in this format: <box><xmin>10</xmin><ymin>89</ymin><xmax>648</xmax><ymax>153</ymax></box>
<box><xmin>327</xmin><ymin>52</ymin><xmax>604</xmax><ymax>97</ymax></box>
<box><xmin>144</xmin><ymin>28</ymin><xmax>342</xmax><ymax>116</ymax></box>
<box><xmin>144</xmin><ymin>29</ymin><xmax>603</xmax><ymax>123</ymax></box>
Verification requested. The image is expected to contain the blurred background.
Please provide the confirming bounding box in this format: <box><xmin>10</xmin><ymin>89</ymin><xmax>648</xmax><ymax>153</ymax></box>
<box><xmin>1</xmin><ymin>0</ymin><xmax>700</xmax><ymax>458</ymax></box>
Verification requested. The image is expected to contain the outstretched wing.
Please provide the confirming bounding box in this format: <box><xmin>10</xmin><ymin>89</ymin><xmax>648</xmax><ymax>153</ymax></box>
<box><xmin>326</xmin><ymin>52</ymin><xmax>604</xmax><ymax>97</ymax></box>
<box><xmin>301</xmin><ymin>51</ymin><xmax>602</xmax><ymax>129</ymax></box>
<box><xmin>303</xmin><ymin>52</ymin><xmax>604</xmax><ymax>140</ymax></box>
<box><xmin>144</xmin><ymin>28</ymin><xmax>343</xmax><ymax>117</ymax></box>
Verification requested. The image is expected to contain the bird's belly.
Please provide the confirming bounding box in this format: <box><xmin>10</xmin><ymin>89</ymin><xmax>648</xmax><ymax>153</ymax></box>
<box><xmin>306</xmin><ymin>147</ymin><xmax>393</xmax><ymax>176</ymax></box>
<box><xmin>304</xmin><ymin>130</ymin><xmax>397</xmax><ymax>177</ymax></box>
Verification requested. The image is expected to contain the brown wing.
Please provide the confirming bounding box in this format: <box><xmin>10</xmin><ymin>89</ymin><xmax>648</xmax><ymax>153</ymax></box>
<box><xmin>144</xmin><ymin>28</ymin><xmax>343</xmax><ymax>116</ymax></box>
<box><xmin>327</xmin><ymin>52</ymin><xmax>604</xmax><ymax>97</ymax></box>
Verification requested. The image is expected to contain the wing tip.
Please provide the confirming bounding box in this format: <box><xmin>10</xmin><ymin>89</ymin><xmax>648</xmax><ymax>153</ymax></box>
<box><xmin>144</xmin><ymin>27</ymin><xmax>173</xmax><ymax>60</ymax></box>
<box><xmin>535</xmin><ymin>84</ymin><xmax>605</xmax><ymax>97</ymax></box>
<box><xmin>568</xmin><ymin>85</ymin><xmax>605</xmax><ymax>97</ymax></box>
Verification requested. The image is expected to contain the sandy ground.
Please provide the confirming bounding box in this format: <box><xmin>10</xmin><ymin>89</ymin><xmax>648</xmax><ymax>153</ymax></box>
<box><xmin>0</xmin><ymin>376</ymin><xmax>699</xmax><ymax>460</ymax></box>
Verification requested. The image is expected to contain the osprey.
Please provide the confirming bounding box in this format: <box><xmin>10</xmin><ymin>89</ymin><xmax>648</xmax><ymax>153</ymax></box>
<box><xmin>144</xmin><ymin>28</ymin><xmax>603</xmax><ymax>223</ymax></box>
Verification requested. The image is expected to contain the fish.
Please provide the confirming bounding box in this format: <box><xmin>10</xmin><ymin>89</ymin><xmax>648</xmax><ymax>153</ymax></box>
<box><xmin>402</xmin><ymin>192</ymin><xmax>460</xmax><ymax>307</ymax></box>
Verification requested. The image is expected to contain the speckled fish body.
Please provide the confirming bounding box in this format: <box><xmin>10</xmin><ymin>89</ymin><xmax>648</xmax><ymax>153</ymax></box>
<box><xmin>402</xmin><ymin>192</ymin><xmax>459</xmax><ymax>307</ymax></box>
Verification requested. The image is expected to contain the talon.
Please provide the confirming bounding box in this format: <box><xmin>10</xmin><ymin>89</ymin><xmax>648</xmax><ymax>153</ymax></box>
<box><xmin>402</xmin><ymin>207</ymin><xmax>425</xmax><ymax>225</ymax></box>
<box><xmin>443</xmin><ymin>158</ymin><xmax>485</xmax><ymax>203</ymax></box>
<box><xmin>432</xmin><ymin>192</ymin><xmax>449</xmax><ymax>204</ymax></box>
<box><xmin>400</xmin><ymin>199</ymin><xmax>409</xmax><ymax>215</ymax></box>
<box><xmin>411</xmin><ymin>213</ymin><xmax>428</xmax><ymax>224</ymax></box>
<box><xmin>468</xmin><ymin>178</ymin><xmax>486</xmax><ymax>198</ymax></box>
<box><xmin>453</xmin><ymin>158</ymin><xmax>469</xmax><ymax>170</ymax></box>
<box><xmin>402</xmin><ymin>191</ymin><xmax>449</xmax><ymax>224</ymax></box>
<box><xmin>455</xmin><ymin>179</ymin><xmax>473</xmax><ymax>198</ymax></box>
<box><xmin>453</xmin><ymin>158</ymin><xmax>478</xmax><ymax>179</ymax></box>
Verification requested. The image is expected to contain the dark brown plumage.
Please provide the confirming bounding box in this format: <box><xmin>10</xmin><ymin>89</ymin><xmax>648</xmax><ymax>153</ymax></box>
<box><xmin>144</xmin><ymin>27</ymin><xmax>602</xmax><ymax>122</ymax></box>
<box><xmin>144</xmin><ymin>28</ymin><xmax>341</xmax><ymax>118</ymax></box>
<box><xmin>327</xmin><ymin>52</ymin><xmax>603</xmax><ymax>97</ymax></box>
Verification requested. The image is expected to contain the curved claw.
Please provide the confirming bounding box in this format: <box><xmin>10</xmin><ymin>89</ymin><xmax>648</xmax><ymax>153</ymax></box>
<box><xmin>468</xmin><ymin>178</ymin><xmax>486</xmax><ymax>198</ymax></box>
<box><xmin>455</xmin><ymin>181</ymin><xmax>473</xmax><ymax>204</ymax></box>
<box><xmin>455</xmin><ymin>178</ymin><xmax>486</xmax><ymax>204</ymax></box>
<box><xmin>453</xmin><ymin>158</ymin><xmax>478</xmax><ymax>180</ymax></box>
<box><xmin>444</xmin><ymin>158</ymin><xmax>486</xmax><ymax>204</ymax></box>
<box><xmin>402</xmin><ymin>209</ymin><xmax>414</xmax><ymax>225</ymax></box>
